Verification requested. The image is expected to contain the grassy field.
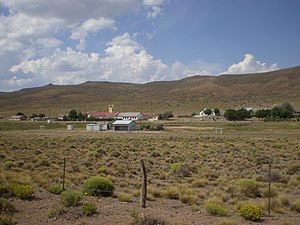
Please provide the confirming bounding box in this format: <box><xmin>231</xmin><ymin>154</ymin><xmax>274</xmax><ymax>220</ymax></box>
<box><xmin>0</xmin><ymin>120</ymin><xmax>300</xmax><ymax>224</ymax></box>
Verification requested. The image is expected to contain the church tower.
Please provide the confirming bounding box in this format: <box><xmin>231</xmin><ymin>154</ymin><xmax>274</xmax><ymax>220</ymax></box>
<box><xmin>108</xmin><ymin>104</ymin><xmax>113</xmax><ymax>113</ymax></box>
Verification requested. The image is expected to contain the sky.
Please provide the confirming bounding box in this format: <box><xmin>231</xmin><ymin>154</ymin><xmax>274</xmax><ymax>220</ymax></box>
<box><xmin>0</xmin><ymin>0</ymin><xmax>300</xmax><ymax>92</ymax></box>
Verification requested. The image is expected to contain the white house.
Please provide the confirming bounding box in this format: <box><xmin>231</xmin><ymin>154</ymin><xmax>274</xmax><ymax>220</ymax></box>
<box><xmin>116</xmin><ymin>112</ymin><xmax>145</xmax><ymax>121</ymax></box>
<box><xmin>9</xmin><ymin>115</ymin><xmax>26</xmax><ymax>121</ymax></box>
<box><xmin>112</xmin><ymin>120</ymin><xmax>136</xmax><ymax>131</ymax></box>
<box><xmin>194</xmin><ymin>108</ymin><xmax>216</xmax><ymax>118</ymax></box>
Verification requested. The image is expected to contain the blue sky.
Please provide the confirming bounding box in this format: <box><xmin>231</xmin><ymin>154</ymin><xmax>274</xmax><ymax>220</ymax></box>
<box><xmin>0</xmin><ymin>0</ymin><xmax>299</xmax><ymax>91</ymax></box>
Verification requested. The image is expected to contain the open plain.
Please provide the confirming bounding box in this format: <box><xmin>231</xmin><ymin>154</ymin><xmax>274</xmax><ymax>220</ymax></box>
<box><xmin>0</xmin><ymin>120</ymin><xmax>299</xmax><ymax>225</ymax></box>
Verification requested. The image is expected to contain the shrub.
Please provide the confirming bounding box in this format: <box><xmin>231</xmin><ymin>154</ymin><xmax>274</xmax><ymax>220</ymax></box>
<box><xmin>131</xmin><ymin>212</ymin><xmax>167</xmax><ymax>225</ymax></box>
<box><xmin>82</xmin><ymin>176</ymin><xmax>114</xmax><ymax>197</ymax></box>
<box><xmin>291</xmin><ymin>199</ymin><xmax>300</xmax><ymax>213</ymax></box>
<box><xmin>98</xmin><ymin>166</ymin><xmax>107</xmax><ymax>174</ymax></box>
<box><xmin>118</xmin><ymin>193</ymin><xmax>131</xmax><ymax>202</ymax></box>
<box><xmin>205</xmin><ymin>201</ymin><xmax>228</xmax><ymax>216</ymax></box>
<box><xmin>238</xmin><ymin>203</ymin><xmax>262</xmax><ymax>221</ymax></box>
<box><xmin>82</xmin><ymin>202</ymin><xmax>97</xmax><ymax>216</ymax></box>
<box><xmin>9</xmin><ymin>183</ymin><xmax>34</xmax><ymax>199</ymax></box>
<box><xmin>162</xmin><ymin>187</ymin><xmax>179</xmax><ymax>199</ymax></box>
<box><xmin>179</xmin><ymin>194</ymin><xmax>198</xmax><ymax>205</ymax></box>
<box><xmin>0</xmin><ymin>215</ymin><xmax>14</xmax><ymax>225</ymax></box>
<box><xmin>0</xmin><ymin>198</ymin><xmax>15</xmax><ymax>214</ymax></box>
<box><xmin>60</xmin><ymin>190</ymin><xmax>81</xmax><ymax>207</ymax></box>
<box><xmin>287</xmin><ymin>163</ymin><xmax>300</xmax><ymax>175</ymax></box>
<box><xmin>3</xmin><ymin>161</ymin><xmax>16</xmax><ymax>169</ymax></box>
<box><xmin>238</xmin><ymin>179</ymin><xmax>260</xmax><ymax>198</ymax></box>
<box><xmin>170</xmin><ymin>163</ymin><xmax>190</xmax><ymax>177</ymax></box>
<box><xmin>38</xmin><ymin>159</ymin><xmax>50</xmax><ymax>167</ymax></box>
<box><xmin>0</xmin><ymin>184</ymin><xmax>11</xmax><ymax>198</ymax></box>
<box><xmin>48</xmin><ymin>185</ymin><xmax>63</xmax><ymax>195</ymax></box>
<box><xmin>192</xmin><ymin>178</ymin><xmax>208</xmax><ymax>188</ymax></box>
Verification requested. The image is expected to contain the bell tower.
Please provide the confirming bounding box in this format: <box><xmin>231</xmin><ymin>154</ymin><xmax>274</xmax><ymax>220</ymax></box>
<box><xmin>108</xmin><ymin>104</ymin><xmax>113</xmax><ymax>113</ymax></box>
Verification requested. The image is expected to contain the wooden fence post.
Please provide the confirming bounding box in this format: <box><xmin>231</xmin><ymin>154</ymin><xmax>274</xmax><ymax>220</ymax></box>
<box><xmin>63</xmin><ymin>157</ymin><xmax>66</xmax><ymax>191</ymax></box>
<box><xmin>140</xmin><ymin>159</ymin><xmax>147</xmax><ymax>208</ymax></box>
<box><xmin>268</xmin><ymin>162</ymin><xmax>271</xmax><ymax>217</ymax></box>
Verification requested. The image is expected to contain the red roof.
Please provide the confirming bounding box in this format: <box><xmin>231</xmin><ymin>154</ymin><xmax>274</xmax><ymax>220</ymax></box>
<box><xmin>87</xmin><ymin>112</ymin><xmax>118</xmax><ymax>118</ymax></box>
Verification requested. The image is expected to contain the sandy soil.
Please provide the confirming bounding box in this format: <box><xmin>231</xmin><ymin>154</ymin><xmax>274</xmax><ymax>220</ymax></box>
<box><xmin>10</xmin><ymin>187</ymin><xmax>300</xmax><ymax>225</ymax></box>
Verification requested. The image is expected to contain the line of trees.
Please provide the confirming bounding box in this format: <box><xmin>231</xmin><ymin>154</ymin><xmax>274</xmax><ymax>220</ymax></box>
<box><xmin>224</xmin><ymin>102</ymin><xmax>296</xmax><ymax>121</ymax></box>
<box><xmin>63</xmin><ymin>109</ymin><xmax>86</xmax><ymax>121</ymax></box>
<box><xmin>224</xmin><ymin>108</ymin><xmax>252</xmax><ymax>121</ymax></box>
<box><xmin>254</xmin><ymin>102</ymin><xmax>294</xmax><ymax>119</ymax></box>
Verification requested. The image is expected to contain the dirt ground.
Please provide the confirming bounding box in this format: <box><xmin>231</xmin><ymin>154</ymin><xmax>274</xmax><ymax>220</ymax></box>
<box><xmin>9</xmin><ymin>187</ymin><xmax>300</xmax><ymax>225</ymax></box>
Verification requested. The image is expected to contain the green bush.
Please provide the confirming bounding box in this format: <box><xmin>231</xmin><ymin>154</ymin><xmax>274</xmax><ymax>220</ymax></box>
<box><xmin>238</xmin><ymin>179</ymin><xmax>260</xmax><ymax>198</ymax></box>
<box><xmin>0</xmin><ymin>198</ymin><xmax>15</xmax><ymax>214</ymax></box>
<box><xmin>82</xmin><ymin>176</ymin><xmax>114</xmax><ymax>197</ymax></box>
<box><xmin>48</xmin><ymin>185</ymin><xmax>63</xmax><ymax>195</ymax></box>
<box><xmin>205</xmin><ymin>201</ymin><xmax>228</xmax><ymax>216</ymax></box>
<box><xmin>0</xmin><ymin>184</ymin><xmax>11</xmax><ymax>198</ymax></box>
<box><xmin>170</xmin><ymin>163</ymin><xmax>190</xmax><ymax>177</ymax></box>
<box><xmin>3</xmin><ymin>161</ymin><xmax>16</xmax><ymax>169</ymax></box>
<box><xmin>0</xmin><ymin>215</ymin><xmax>14</xmax><ymax>225</ymax></box>
<box><xmin>82</xmin><ymin>202</ymin><xmax>97</xmax><ymax>216</ymax></box>
<box><xmin>60</xmin><ymin>190</ymin><xmax>81</xmax><ymax>207</ymax></box>
<box><xmin>9</xmin><ymin>183</ymin><xmax>34</xmax><ymax>199</ymax></box>
<box><xmin>238</xmin><ymin>203</ymin><xmax>262</xmax><ymax>221</ymax></box>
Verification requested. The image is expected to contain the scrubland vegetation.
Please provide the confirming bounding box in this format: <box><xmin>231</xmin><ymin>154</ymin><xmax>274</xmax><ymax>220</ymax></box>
<box><xmin>0</xmin><ymin>122</ymin><xmax>300</xmax><ymax>224</ymax></box>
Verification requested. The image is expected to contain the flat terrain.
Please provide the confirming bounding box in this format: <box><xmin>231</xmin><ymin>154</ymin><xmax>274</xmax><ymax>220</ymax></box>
<box><xmin>0</xmin><ymin>120</ymin><xmax>300</xmax><ymax>224</ymax></box>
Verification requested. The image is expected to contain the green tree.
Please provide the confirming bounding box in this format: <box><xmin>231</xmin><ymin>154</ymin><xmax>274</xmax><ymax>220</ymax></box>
<box><xmin>255</xmin><ymin>109</ymin><xmax>271</xmax><ymax>118</ymax></box>
<box><xmin>224</xmin><ymin>108</ymin><xmax>251</xmax><ymax>121</ymax></box>
<box><xmin>214</xmin><ymin>108</ymin><xmax>220</xmax><ymax>116</ymax></box>
<box><xmin>224</xmin><ymin>109</ymin><xmax>237</xmax><ymax>121</ymax></box>
<box><xmin>271</xmin><ymin>106</ymin><xmax>282</xmax><ymax>118</ymax></box>
<box><xmin>203</xmin><ymin>108</ymin><xmax>212</xmax><ymax>115</ymax></box>
<box><xmin>77</xmin><ymin>112</ymin><xmax>84</xmax><ymax>121</ymax></box>
<box><xmin>279</xmin><ymin>102</ymin><xmax>294</xmax><ymax>119</ymax></box>
<box><xmin>159</xmin><ymin>111</ymin><xmax>173</xmax><ymax>120</ymax></box>
<box><xmin>68</xmin><ymin>109</ymin><xmax>78</xmax><ymax>121</ymax></box>
<box><xmin>29</xmin><ymin>113</ymin><xmax>38</xmax><ymax>118</ymax></box>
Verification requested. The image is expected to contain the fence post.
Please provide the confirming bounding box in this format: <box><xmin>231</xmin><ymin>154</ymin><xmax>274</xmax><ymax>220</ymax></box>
<box><xmin>268</xmin><ymin>162</ymin><xmax>271</xmax><ymax>217</ymax></box>
<box><xmin>140</xmin><ymin>159</ymin><xmax>147</xmax><ymax>208</ymax></box>
<box><xmin>63</xmin><ymin>157</ymin><xmax>66</xmax><ymax>191</ymax></box>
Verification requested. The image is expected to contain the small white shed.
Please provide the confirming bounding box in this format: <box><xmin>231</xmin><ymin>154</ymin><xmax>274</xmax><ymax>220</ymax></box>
<box><xmin>67</xmin><ymin>125</ymin><xmax>74</xmax><ymax>130</ymax></box>
<box><xmin>86</xmin><ymin>123</ymin><xmax>109</xmax><ymax>131</ymax></box>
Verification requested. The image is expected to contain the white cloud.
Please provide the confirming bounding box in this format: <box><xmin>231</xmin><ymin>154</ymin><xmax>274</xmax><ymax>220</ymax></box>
<box><xmin>7</xmin><ymin>33</ymin><xmax>212</xmax><ymax>90</ymax></box>
<box><xmin>1</xmin><ymin>0</ymin><xmax>140</xmax><ymax>23</ymax></box>
<box><xmin>224</xmin><ymin>53</ymin><xmax>278</xmax><ymax>74</ymax></box>
<box><xmin>71</xmin><ymin>17</ymin><xmax>115</xmax><ymax>50</ymax></box>
<box><xmin>143</xmin><ymin>0</ymin><xmax>168</xmax><ymax>18</ymax></box>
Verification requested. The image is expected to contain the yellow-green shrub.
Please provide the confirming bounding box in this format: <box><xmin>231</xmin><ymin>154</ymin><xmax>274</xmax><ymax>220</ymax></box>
<box><xmin>9</xmin><ymin>183</ymin><xmax>34</xmax><ymax>199</ymax></box>
<box><xmin>205</xmin><ymin>201</ymin><xmax>228</xmax><ymax>216</ymax></box>
<box><xmin>238</xmin><ymin>203</ymin><xmax>262</xmax><ymax>221</ymax></box>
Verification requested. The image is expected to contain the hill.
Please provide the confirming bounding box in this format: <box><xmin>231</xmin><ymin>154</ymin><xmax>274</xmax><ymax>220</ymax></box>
<box><xmin>0</xmin><ymin>66</ymin><xmax>300</xmax><ymax>117</ymax></box>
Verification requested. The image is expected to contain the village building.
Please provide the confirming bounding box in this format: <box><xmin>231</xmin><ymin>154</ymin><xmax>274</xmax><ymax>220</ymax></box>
<box><xmin>57</xmin><ymin>114</ymin><xmax>66</xmax><ymax>121</ymax></box>
<box><xmin>112</xmin><ymin>120</ymin><xmax>136</xmax><ymax>131</ymax></box>
<box><xmin>31</xmin><ymin>116</ymin><xmax>49</xmax><ymax>121</ymax></box>
<box><xmin>148</xmin><ymin>114</ymin><xmax>159</xmax><ymax>121</ymax></box>
<box><xmin>9</xmin><ymin>115</ymin><xmax>27</xmax><ymax>121</ymax></box>
<box><xmin>194</xmin><ymin>108</ymin><xmax>216</xmax><ymax>118</ymax></box>
<box><xmin>86</xmin><ymin>112</ymin><xmax>118</xmax><ymax>120</ymax></box>
<box><xmin>116</xmin><ymin>112</ymin><xmax>145</xmax><ymax>121</ymax></box>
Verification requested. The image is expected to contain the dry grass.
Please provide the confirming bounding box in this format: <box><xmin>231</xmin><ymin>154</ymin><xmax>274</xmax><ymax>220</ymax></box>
<box><xmin>0</xmin><ymin>124</ymin><xmax>300</xmax><ymax>223</ymax></box>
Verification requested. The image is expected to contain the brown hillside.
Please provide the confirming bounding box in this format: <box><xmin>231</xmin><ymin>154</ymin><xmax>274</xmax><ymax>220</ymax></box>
<box><xmin>0</xmin><ymin>66</ymin><xmax>299</xmax><ymax>117</ymax></box>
